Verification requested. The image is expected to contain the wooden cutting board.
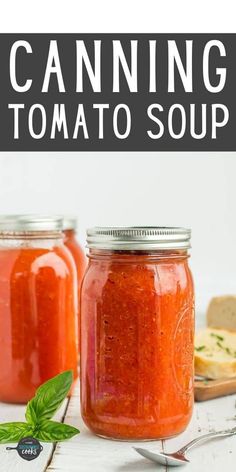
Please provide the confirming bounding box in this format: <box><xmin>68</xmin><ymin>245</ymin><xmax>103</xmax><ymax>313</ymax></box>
<box><xmin>195</xmin><ymin>377</ymin><xmax>236</xmax><ymax>401</ymax></box>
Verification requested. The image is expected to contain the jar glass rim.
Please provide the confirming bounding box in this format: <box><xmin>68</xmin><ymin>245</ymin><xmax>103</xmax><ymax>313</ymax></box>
<box><xmin>62</xmin><ymin>217</ymin><xmax>77</xmax><ymax>231</ymax></box>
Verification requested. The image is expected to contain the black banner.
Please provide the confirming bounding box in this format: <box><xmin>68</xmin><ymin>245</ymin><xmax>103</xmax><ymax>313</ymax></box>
<box><xmin>0</xmin><ymin>34</ymin><xmax>235</xmax><ymax>151</ymax></box>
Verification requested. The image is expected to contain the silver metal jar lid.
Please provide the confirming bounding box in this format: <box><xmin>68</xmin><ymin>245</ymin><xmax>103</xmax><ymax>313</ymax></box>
<box><xmin>0</xmin><ymin>215</ymin><xmax>63</xmax><ymax>232</ymax></box>
<box><xmin>87</xmin><ymin>227</ymin><xmax>191</xmax><ymax>250</ymax></box>
<box><xmin>62</xmin><ymin>217</ymin><xmax>77</xmax><ymax>231</ymax></box>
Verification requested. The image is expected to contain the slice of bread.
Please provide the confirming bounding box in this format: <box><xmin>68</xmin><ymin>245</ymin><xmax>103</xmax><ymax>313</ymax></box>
<box><xmin>195</xmin><ymin>328</ymin><xmax>236</xmax><ymax>379</ymax></box>
<box><xmin>207</xmin><ymin>296</ymin><xmax>236</xmax><ymax>331</ymax></box>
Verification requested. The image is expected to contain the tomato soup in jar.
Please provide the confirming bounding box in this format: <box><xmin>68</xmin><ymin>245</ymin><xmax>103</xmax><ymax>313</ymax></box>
<box><xmin>63</xmin><ymin>218</ymin><xmax>86</xmax><ymax>364</ymax></box>
<box><xmin>0</xmin><ymin>215</ymin><xmax>78</xmax><ymax>403</ymax></box>
<box><xmin>63</xmin><ymin>217</ymin><xmax>86</xmax><ymax>306</ymax></box>
<box><xmin>81</xmin><ymin>227</ymin><xmax>194</xmax><ymax>440</ymax></box>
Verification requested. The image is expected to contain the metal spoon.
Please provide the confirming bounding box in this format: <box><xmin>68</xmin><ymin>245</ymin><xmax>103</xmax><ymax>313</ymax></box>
<box><xmin>134</xmin><ymin>427</ymin><xmax>236</xmax><ymax>466</ymax></box>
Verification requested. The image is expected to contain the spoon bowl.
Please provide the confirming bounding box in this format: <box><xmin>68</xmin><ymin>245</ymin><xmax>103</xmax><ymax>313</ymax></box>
<box><xmin>134</xmin><ymin>448</ymin><xmax>189</xmax><ymax>466</ymax></box>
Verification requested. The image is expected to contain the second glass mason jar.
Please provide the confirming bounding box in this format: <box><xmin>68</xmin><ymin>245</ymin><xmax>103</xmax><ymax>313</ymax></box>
<box><xmin>81</xmin><ymin>227</ymin><xmax>195</xmax><ymax>440</ymax></box>
<box><xmin>63</xmin><ymin>218</ymin><xmax>87</xmax><ymax>364</ymax></box>
<box><xmin>63</xmin><ymin>218</ymin><xmax>87</xmax><ymax>293</ymax></box>
<box><xmin>0</xmin><ymin>215</ymin><xmax>78</xmax><ymax>403</ymax></box>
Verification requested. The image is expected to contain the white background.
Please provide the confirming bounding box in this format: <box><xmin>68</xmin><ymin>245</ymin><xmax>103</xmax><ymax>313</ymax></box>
<box><xmin>0</xmin><ymin>0</ymin><xmax>236</xmax><ymax>317</ymax></box>
<box><xmin>0</xmin><ymin>152</ymin><xmax>236</xmax><ymax>317</ymax></box>
<box><xmin>0</xmin><ymin>0</ymin><xmax>235</xmax><ymax>34</ymax></box>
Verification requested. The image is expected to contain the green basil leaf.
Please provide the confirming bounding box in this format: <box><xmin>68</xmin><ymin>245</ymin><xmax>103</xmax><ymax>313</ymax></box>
<box><xmin>0</xmin><ymin>422</ymin><xmax>33</xmax><ymax>443</ymax></box>
<box><xmin>26</xmin><ymin>370</ymin><xmax>73</xmax><ymax>425</ymax></box>
<box><xmin>33</xmin><ymin>420</ymin><xmax>80</xmax><ymax>442</ymax></box>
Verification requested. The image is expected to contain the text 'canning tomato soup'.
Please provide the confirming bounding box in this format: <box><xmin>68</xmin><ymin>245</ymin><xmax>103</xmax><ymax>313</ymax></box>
<box><xmin>0</xmin><ymin>215</ymin><xmax>78</xmax><ymax>403</ymax></box>
<box><xmin>81</xmin><ymin>227</ymin><xmax>194</xmax><ymax>440</ymax></box>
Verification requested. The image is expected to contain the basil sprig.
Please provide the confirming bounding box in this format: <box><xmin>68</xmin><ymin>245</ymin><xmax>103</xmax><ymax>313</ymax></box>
<box><xmin>0</xmin><ymin>370</ymin><xmax>80</xmax><ymax>443</ymax></box>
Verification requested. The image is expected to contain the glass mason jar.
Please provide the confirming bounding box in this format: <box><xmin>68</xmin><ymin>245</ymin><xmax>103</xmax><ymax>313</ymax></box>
<box><xmin>81</xmin><ymin>227</ymin><xmax>195</xmax><ymax>440</ymax></box>
<box><xmin>63</xmin><ymin>217</ymin><xmax>87</xmax><ymax>301</ymax></box>
<box><xmin>0</xmin><ymin>215</ymin><xmax>78</xmax><ymax>403</ymax></box>
<box><xmin>63</xmin><ymin>218</ymin><xmax>87</xmax><ymax>361</ymax></box>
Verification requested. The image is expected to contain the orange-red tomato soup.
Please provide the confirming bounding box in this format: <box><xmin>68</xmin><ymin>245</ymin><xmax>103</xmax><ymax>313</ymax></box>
<box><xmin>63</xmin><ymin>225</ymin><xmax>87</xmax><ymax>295</ymax></box>
<box><xmin>0</xmin><ymin>216</ymin><xmax>78</xmax><ymax>403</ymax></box>
<box><xmin>63</xmin><ymin>220</ymin><xmax>87</xmax><ymax>364</ymax></box>
<box><xmin>81</xmin><ymin>227</ymin><xmax>194</xmax><ymax>440</ymax></box>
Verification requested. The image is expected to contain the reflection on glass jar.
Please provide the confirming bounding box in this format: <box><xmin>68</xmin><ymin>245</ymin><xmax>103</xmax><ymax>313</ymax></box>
<box><xmin>81</xmin><ymin>227</ymin><xmax>194</xmax><ymax>440</ymax></box>
<box><xmin>0</xmin><ymin>215</ymin><xmax>78</xmax><ymax>403</ymax></box>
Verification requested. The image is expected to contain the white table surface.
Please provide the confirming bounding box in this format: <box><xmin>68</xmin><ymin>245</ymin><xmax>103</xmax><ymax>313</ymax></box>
<box><xmin>0</xmin><ymin>313</ymin><xmax>236</xmax><ymax>471</ymax></box>
<box><xmin>0</xmin><ymin>381</ymin><xmax>236</xmax><ymax>472</ymax></box>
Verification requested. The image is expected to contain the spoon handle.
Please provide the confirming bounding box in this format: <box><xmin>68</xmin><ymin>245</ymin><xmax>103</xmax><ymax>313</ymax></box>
<box><xmin>178</xmin><ymin>428</ymin><xmax>236</xmax><ymax>455</ymax></box>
